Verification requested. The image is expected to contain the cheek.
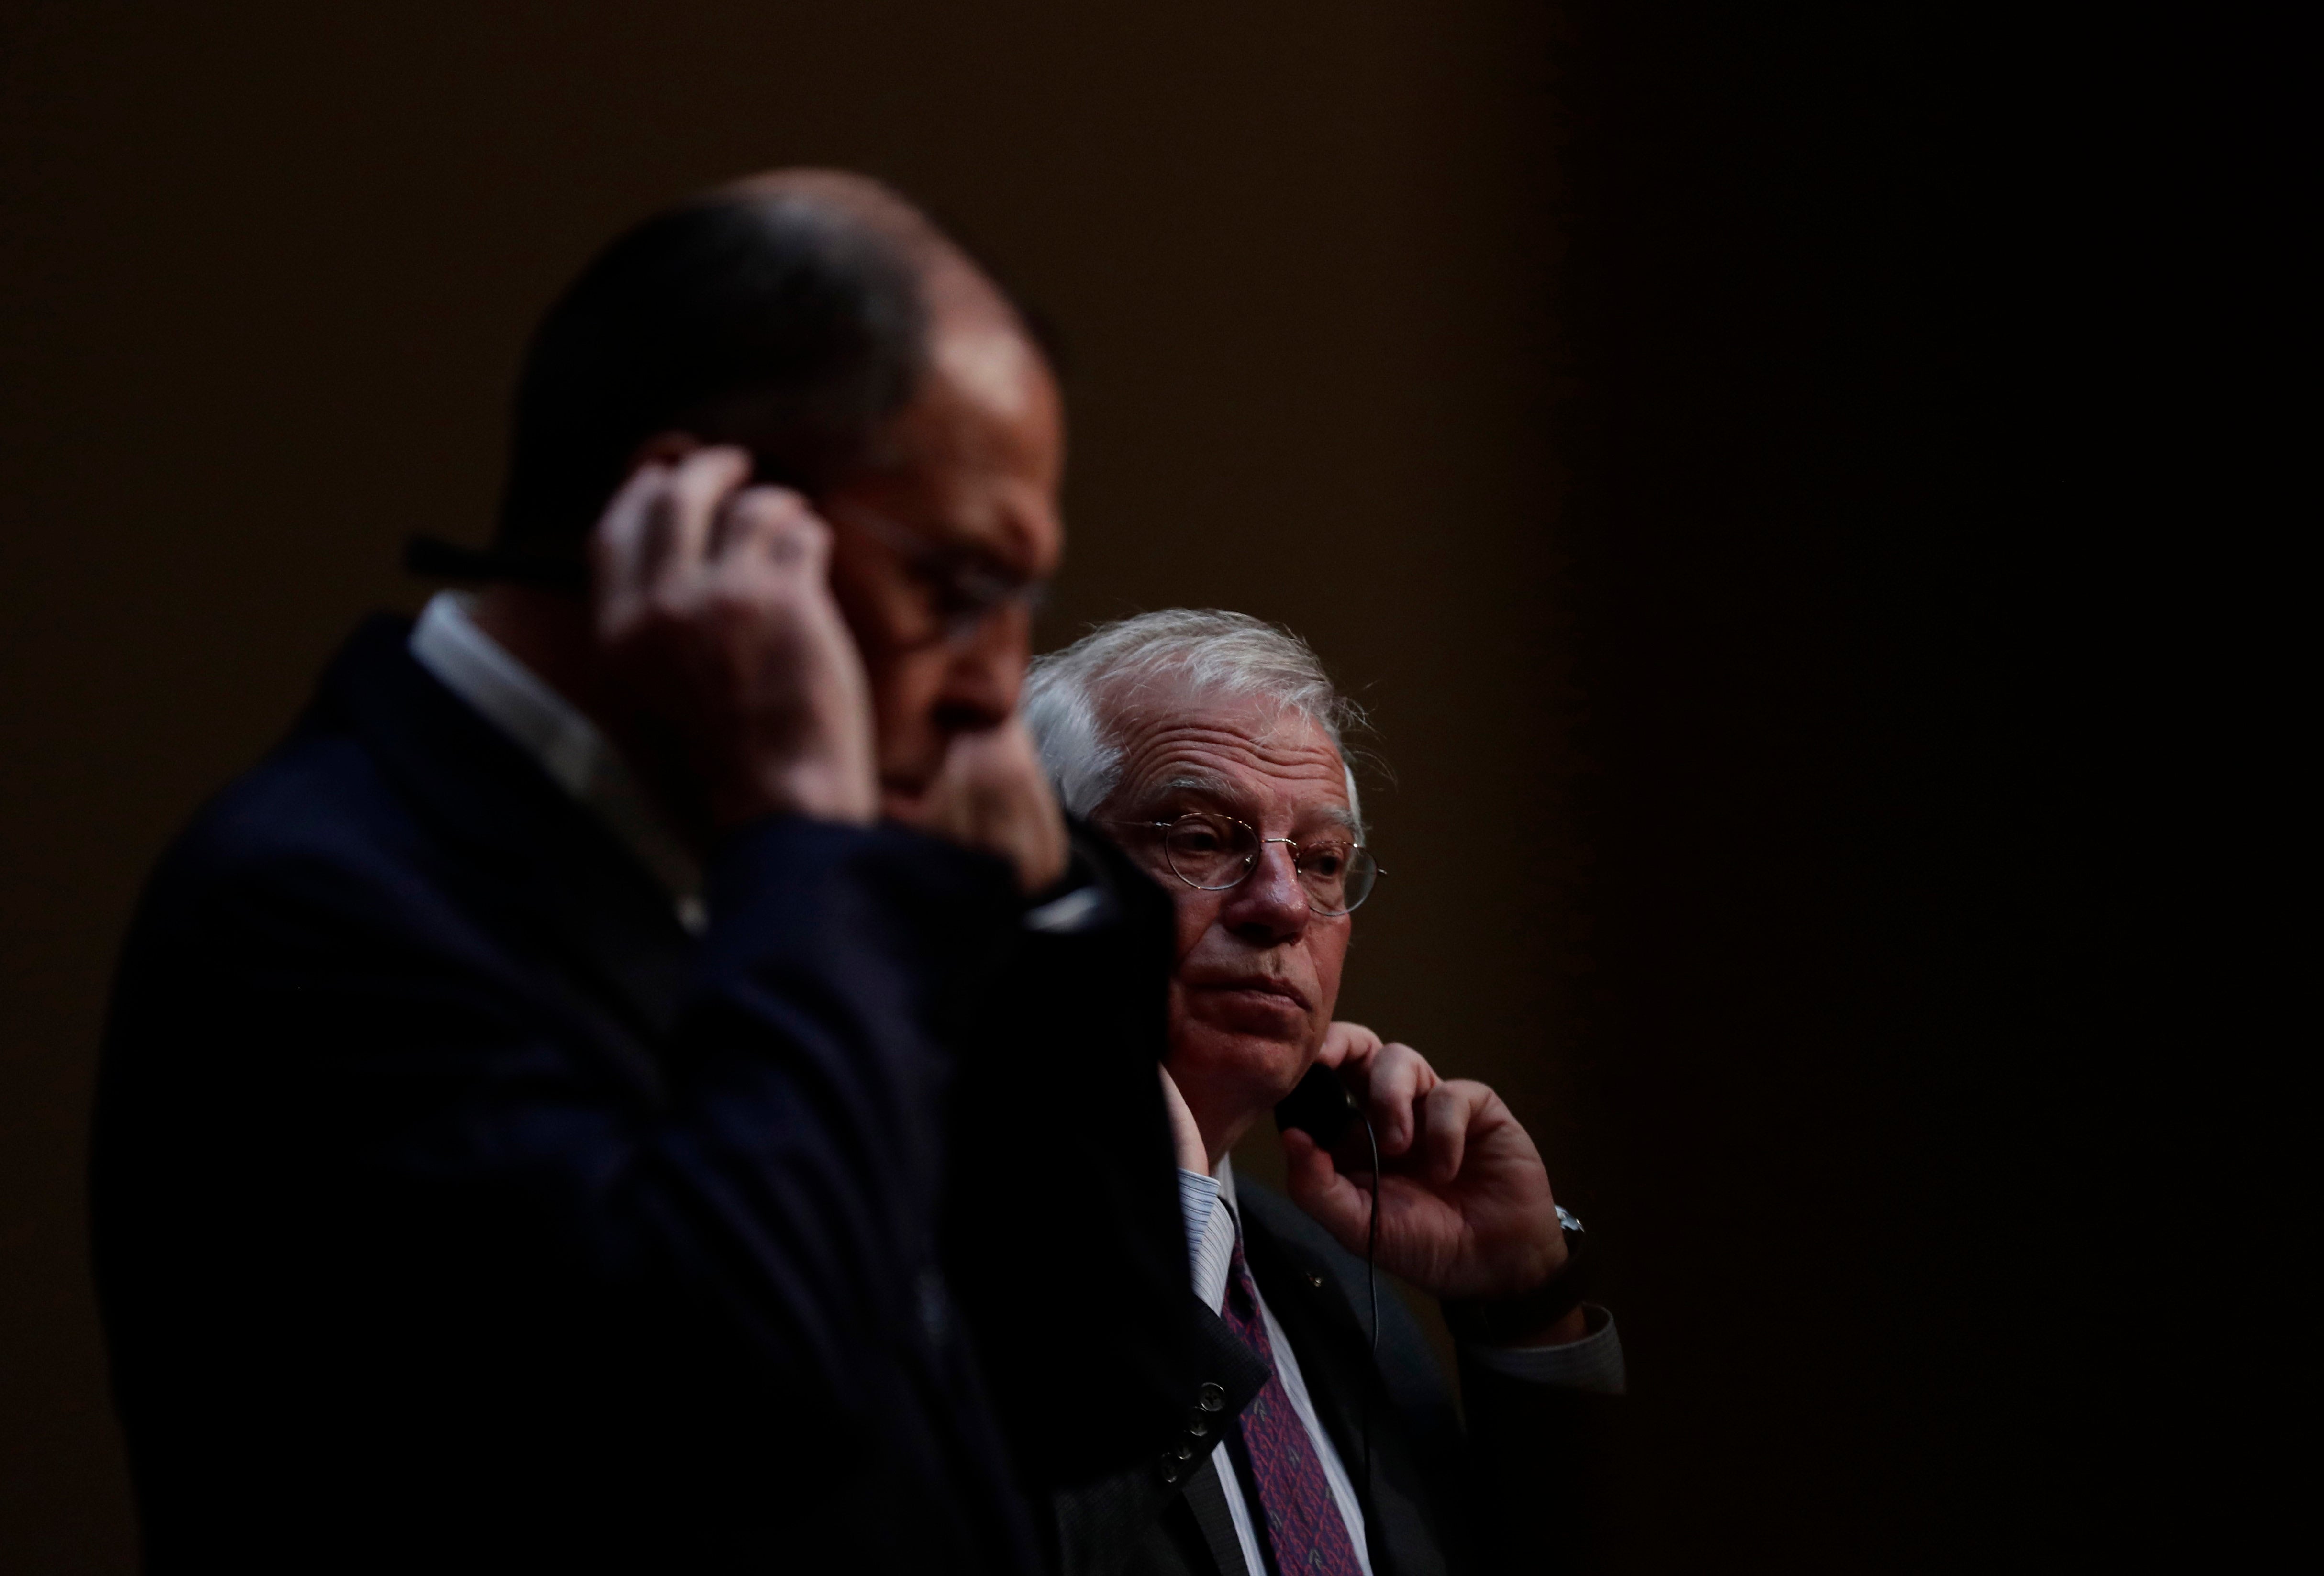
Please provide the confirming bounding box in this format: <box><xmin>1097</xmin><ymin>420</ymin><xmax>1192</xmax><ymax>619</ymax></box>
<box><xmin>1171</xmin><ymin>891</ymin><xmax>1223</xmax><ymax>961</ymax></box>
<box><xmin>867</xmin><ymin>649</ymin><xmax>950</xmax><ymax>739</ymax></box>
<box><xmin>1306</xmin><ymin>922</ymin><xmax>1351</xmax><ymax>1017</ymax></box>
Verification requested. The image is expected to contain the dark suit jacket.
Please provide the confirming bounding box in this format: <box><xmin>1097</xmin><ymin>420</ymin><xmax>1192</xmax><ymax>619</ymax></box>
<box><xmin>91</xmin><ymin>617</ymin><xmax>1198</xmax><ymax>1573</ymax></box>
<box><xmin>1054</xmin><ymin>1182</ymin><xmax>1613</xmax><ymax>1576</ymax></box>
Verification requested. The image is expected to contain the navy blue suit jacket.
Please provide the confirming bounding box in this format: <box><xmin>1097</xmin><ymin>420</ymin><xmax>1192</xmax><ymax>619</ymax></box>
<box><xmin>92</xmin><ymin>618</ymin><xmax>1195</xmax><ymax>1572</ymax></box>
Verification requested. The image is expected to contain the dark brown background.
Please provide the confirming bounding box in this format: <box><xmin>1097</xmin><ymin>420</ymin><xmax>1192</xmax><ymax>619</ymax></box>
<box><xmin>3</xmin><ymin>2</ymin><xmax>2030</xmax><ymax>1569</ymax></box>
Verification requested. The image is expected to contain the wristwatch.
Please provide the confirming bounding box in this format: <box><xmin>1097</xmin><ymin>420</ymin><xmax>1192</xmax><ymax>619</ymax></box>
<box><xmin>1441</xmin><ymin>1206</ymin><xmax>1590</xmax><ymax>1345</ymax></box>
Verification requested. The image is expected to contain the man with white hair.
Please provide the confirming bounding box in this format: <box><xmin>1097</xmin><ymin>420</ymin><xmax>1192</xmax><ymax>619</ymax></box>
<box><xmin>1027</xmin><ymin>610</ymin><xmax>1622</xmax><ymax>1576</ymax></box>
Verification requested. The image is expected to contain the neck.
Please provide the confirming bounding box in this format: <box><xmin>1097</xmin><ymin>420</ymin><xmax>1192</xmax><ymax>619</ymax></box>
<box><xmin>466</xmin><ymin>586</ymin><xmax>711</xmax><ymax>851</ymax></box>
<box><xmin>1197</xmin><ymin>1107</ymin><xmax>1263</xmax><ymax>1175</ymax></box>
<box><xmin>467</xmin><ymin>586</ymin><xmax>607</xmax><ymax>718</ymax></box>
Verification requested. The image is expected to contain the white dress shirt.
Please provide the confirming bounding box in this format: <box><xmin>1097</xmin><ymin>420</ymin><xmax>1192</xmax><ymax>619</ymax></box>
<box><xmin>1179</xmin><ymin>1157</ymin><xmax>1624</xmax><ymax>1576</ymax></box>
<box><xmin>408</xmin><ymin>591</ymin><xmax>707</xmax><ymax>933</ymax></box>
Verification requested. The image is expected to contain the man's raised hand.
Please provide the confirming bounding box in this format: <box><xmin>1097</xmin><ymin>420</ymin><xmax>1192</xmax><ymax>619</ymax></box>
<box><xmin>591</xmin><ymin>446</ymin><xmax>878</xmax><ymax>831</ymax></box>
<box><xmin>1281</xmin><ymin>1023</ymin><xmax>1570</xmax><ymax>1305</ymax></box>
<box><xmin>915</xmin><ymin>717</ymin><xmax>1071</xmax><ymax>894</ymax></box>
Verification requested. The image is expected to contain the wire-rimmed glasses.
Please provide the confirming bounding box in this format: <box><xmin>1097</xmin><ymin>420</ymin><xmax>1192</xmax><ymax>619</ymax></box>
<box><xmin>1113</xmin><ymin>811</ymin><xmax>1382</xmax><ymax>917</ymax></box>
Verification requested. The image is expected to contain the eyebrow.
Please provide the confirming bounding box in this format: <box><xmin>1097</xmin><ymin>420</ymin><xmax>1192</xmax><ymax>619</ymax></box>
<box><xmin>827</xmin><ymin>498</ymin><xmax>1043</xmax><ymax>588</ymax></box>
<box><xmin>1134</xmin><ymin>774</ymin><xmax>1363</xmax><ymax>839</ymax></box>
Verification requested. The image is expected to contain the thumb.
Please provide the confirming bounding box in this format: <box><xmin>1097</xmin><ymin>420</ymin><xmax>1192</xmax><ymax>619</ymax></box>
<box><xmin>1282</xmin><ymin>1128</ymin><xmax>1372</xmax><ymax>1258</ymax></box>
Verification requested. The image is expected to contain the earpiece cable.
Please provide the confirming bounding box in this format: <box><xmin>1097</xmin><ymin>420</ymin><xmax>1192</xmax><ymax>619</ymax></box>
<box><xmin>1361</xmin><ymin>1114</ymin><xmax>1380</xmax><ymax>1539</ymax></box>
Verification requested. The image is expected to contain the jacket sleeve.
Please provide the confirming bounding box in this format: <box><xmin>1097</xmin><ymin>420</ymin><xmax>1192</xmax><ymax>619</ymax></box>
<box><xmin>93</xmin><ymin>808</ymin><xmax>1034</xmax><ymax>1571</ymax></box>
<box><xmin>938</xmin><ymin>821</ymin><xmax>1208</xmax><ymax>1500</ymax></box>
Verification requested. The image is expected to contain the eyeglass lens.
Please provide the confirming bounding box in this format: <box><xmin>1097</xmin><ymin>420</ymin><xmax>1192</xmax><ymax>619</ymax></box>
<box><xmin>1160</xmin><ymin>814</ymin><xmax>1378</xmax><ymax>916</ymax></box>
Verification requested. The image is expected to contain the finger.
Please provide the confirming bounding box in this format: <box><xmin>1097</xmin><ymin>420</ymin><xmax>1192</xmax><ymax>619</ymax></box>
<box><xmin>1369</xmin><ymin>1043</ymin><xmax>1429</xmax><ymax>1159</ymax></box>
<box><xmin>1315</xmin><ymin>1020</ymin><xmax>1378</xmax><ymax>1076</ymax></box>
<box><xmin>711</xmin><ymin>483</ymin><xmax>817</xmax><ymax>564</ymax></box>
<box><xmin>1398</xmin><ymin>1041</ymin><xmax>1441</xmax><ymax>1097</ymax></box>
<box><xmin>923</xmin><ymin>717</ymin><xmax>1070</xmax><ymax>891</ymax></box>
<box><xmin>984</xmin><ymin>718</ymin><xmax>1068</xmax><ymax>890</ymax></box>
<box><xmin>1415</xmin><ymin>1081</ymin><xmax>1487</xmax><ymax>1187</ymax></box>
<box><xmin>1281</xmin><ymin>1128</ymin><xmax>1374</xmax><ymax>1258</ymax></box>
<box><xmin>649</xmin><ymin>445</ymin><xmax>754</xmax><ymax>588</ymax></box>
<box><xmin>718</xmin><ymin>486</ymin><xmax>831</xmax><ymax>578</ymax></box>
<box><xmin>589</xmin><ymin>460</ymin><xmax>678</xmax><ymax>625</ymax></box>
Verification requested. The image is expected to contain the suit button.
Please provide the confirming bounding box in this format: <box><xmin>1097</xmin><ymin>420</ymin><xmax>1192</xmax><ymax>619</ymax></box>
<box><xmin>1198</xmin><ymin>1382</ymin><xmax>1226</xmax><ymax>1411</ymax></box>
<box><xmin>1158</xmin><ymin>1452</ymin><xmax>1183</xmax><ymax>1485</ymax></box>
<box><xmin>1304</xmin><ymin>1271</ymin><xmax>1325</xmax><ymax>1289</ymax></box>
<box><xmin>1187</xmin><ymin>1414</ymin><xmax>1211</xmax><ymax>1438</ymax></box>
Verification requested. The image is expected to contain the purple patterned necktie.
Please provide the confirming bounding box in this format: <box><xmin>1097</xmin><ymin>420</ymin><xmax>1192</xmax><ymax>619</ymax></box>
<box><xmin>1220</xmin><ymin>1239</ymin><xmax>1365</xmax><ymax>1576</ymax></box>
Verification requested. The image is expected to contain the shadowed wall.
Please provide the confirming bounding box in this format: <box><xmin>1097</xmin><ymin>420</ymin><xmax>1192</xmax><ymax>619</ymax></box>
<box><xmin>3</xmin><ymin>2</ymin><xmax>2003</xmax><ymax>1569</ymax></box>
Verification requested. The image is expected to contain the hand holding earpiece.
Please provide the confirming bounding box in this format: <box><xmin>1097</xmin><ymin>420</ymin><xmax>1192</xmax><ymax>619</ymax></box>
<box><xmin>1283</xmin><ymin>1022</ymin><xmax>1570</xmax><ymax>1305</ymax></box>
<box><xmin>590</xmin><ymin>446</ymin><xmax>878</xmax><ymax>832</ymax></box>
<box><xmin>914</xmin><ymin>716</ymin><xmax>1070</xmax><ymax>894</ymax></box>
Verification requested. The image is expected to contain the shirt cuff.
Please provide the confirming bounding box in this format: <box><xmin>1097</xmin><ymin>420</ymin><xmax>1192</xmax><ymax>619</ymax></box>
<box><xmin>1461</xmin><ymin>1305</ymin><xmax>1626</xmax><ymax>1394</ymax></box>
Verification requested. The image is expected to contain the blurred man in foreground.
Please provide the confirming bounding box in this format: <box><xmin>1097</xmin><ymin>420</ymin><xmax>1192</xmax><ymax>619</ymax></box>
<box><xmin>92</xmin><ymin>174</ymin><xmax>1195</xmax><ymax>1572</ymax></box>
<box><xmin>1027</xmin><ymin>611</ymin><xmax>1623</xmax><ymax>1576</ymax></box>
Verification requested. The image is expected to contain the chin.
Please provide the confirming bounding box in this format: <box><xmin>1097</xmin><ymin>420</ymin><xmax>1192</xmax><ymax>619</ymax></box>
<box><xmin>1170</xmin><ymin>1024</ymin><xmax>1312</xmax><ymax>1114</ymax></box>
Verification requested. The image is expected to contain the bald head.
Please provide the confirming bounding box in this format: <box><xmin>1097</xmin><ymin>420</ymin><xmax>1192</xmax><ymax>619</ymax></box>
<box><xmin>713</xmin><ymin>170</ymin><xmax>978</xmax><ymax>287</ymax></box>
<box><xmin>494</xmin><ymin>168</ymin><xmax>1043</xmax><ymax>564</ymax></box>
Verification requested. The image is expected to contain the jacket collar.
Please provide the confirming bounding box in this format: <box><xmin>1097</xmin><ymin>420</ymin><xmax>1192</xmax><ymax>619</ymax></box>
<box><xmin>303</xmin><ymin>615</ymin><xmax>697</xmax><ymax>1072</ymax></box>
<box><xmin>408</xmin><ymin>591</ymin><xmax>704</xmax><ymax>929</ymax></box>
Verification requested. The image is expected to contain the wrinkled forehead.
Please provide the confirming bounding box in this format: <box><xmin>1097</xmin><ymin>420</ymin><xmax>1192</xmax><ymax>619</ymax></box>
<box><xmin>1101</xmin><ymin>682</ymin><xmax>1356</xmax><ymax>830</ymax></box>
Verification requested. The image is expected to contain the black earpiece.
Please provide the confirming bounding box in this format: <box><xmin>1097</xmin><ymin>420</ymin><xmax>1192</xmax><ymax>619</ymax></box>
<box><xmin>1275</xmin><ymin>1063</ymin><xmax>1360</xmax><ymax>1149</ymax></box>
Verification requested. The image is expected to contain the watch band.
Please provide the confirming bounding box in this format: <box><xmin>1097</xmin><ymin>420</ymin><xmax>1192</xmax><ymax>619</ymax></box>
<box><xmin>1441</xmin><ymin>1213</ymin><xmax>1589</xmax><ymax>1345</ymax></box>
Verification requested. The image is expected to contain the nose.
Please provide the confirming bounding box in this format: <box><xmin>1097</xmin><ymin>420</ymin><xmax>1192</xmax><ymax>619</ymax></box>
<box><xmin>1219</xmin><ymin>841</ymin><xmax>1311</xmax><ymax>947</ymax></box>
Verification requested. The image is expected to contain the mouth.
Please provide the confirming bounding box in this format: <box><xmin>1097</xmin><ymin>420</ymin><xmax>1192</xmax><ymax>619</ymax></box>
<box><xmin>1189</xmin><ymin>977</ymin><xmax>1312</xmax><ymax>1013</ymax></box>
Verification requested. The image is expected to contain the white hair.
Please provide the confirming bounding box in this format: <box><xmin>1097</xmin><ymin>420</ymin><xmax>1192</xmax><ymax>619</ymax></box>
<box><xmin>1022</xmin><ymin>609</ymin><xmax>1366</xmax><ymax>832</ymax></box>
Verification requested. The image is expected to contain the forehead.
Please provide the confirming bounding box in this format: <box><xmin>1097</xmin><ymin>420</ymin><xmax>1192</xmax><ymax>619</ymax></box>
<box><xmin>1105</xmin><ymin>688</ymin><xmax>1350</xmax><ymax>823</ymax></box>
<box><xmin>878</xmin><ymin>309</ymin><xmax>1064</xmax><ymax>571</ymax></box>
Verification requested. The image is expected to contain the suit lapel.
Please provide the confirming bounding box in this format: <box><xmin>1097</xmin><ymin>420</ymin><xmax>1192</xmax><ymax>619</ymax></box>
<box><xmin>1048</xmin><ymin>1300</ymin><xmax>1268</xmax><ymax>1576</ymax></box>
